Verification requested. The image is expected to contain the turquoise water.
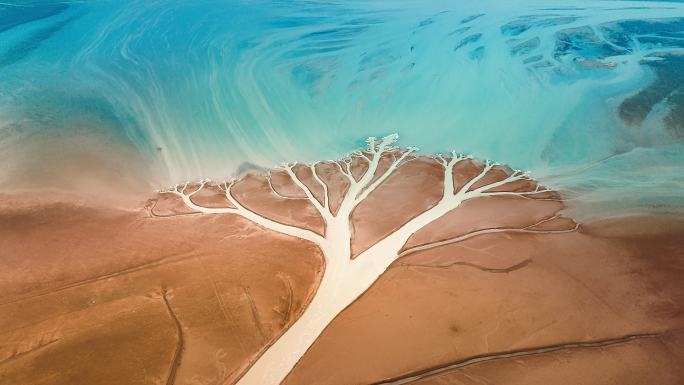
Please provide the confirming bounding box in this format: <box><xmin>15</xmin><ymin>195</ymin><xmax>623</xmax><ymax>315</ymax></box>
<box><xmin>1</xmin><ymin>0</ymin><xmax>683</xmax><ymax>216</ymax></box>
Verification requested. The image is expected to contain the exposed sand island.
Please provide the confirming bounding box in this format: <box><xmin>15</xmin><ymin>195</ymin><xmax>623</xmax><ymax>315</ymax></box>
<box><xmin>1</xmin><ymin>136</ymin><xmax>683</xmax><ymax>385</ymax></box>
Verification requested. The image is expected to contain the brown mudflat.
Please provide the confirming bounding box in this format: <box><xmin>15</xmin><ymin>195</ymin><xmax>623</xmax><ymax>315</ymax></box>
<box><xmin>1</xmin><ymin>154</ymin><xmax>684</xmax><ymax>385</ymax></box>
<box><xmin>0</xmin><ymin>193</ymin><xmax>322</xmax><ymax>385</ymax></box>
<box><xmin>284</xmin><ymin>214</ymin><xmax>684</xmax><ymax>385</ymax></box>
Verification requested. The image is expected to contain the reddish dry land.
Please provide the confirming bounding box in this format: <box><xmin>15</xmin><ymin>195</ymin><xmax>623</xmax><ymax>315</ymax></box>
<box><xmin>1</xmin><ymin>156</ymin><xmax>683</xmax><ymax>385</ymax></box>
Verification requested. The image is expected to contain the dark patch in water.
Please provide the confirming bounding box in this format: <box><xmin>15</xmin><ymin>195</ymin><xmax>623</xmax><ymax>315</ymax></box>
<box><xmin>637</xmin><ymin>36</ymin><xmax>684</xmax><ymax>48</ymax></box>
<box><xmin>619</xmin><ymin>54</ymin><xmax>684</xmax><ymax>137</ymax></box>
<box><xmin>657</xmin><ymin>31</ymin><xmax>684</xmax><ymax>39</ymax></box>
<box><xmin>358</xmin><ymin>49</ymin><xmax>399</xmax><ymax>72</ymax></box>
<box><xmin>417</xmin><ymin>18</ymin><xmax>434</xmax><ymax>28</ymax></box>
<box><xmin>286</xmin><ymin>46</ymin><xmax>346</xmax><ymax>58</ymax></box>
<box><xmin>368</xmin><ymin>69</ymin><xmax>386</xmax><ymax>82</ymax></box>
<box><xmin>460</xmin><ymin>14</ymin><xmax>485</xmax><ymax>25</ymax></box>
<box><xmin>553</xmin><ymin>26</ymin><xmax>626</xmax><ymax>60</ymax></box>
<box><xmin>665</xmin><ymin>91</ymin><xmax>684</xmax><ymax>138</ymax></box>
<box><xmin>401</xmin><ymin>62</ymin><xmax>415</xmax><ymax>72</ymax></box>
<box><xmin>539</xmin><ymin>7</ymin><xmax>586</xmax><ymax>11</ymax></box>
<box><xmin>454</xmin><ymin>33</ymin><xmax>482</xmax><ymax>51</ymax></box>
<box><xmin>591</xmin><ymin>17</ymin><xmax>684</xmax><ymax>137</ymax></box>
<box><xmin>529</xmin><ymin>59</ymin><xmax>554</xmax><ymax>69</ymax></box>
<box><xmin>290</xmin><ymin>24</ymin><xmax>371</xmax><ymax>58</ymax></box>
<box><xmin>510</xmin><ymin>37</ymin><xmax>540</xmax><ymax>56</ymax></box>
<box><xmin>0</xmin><ymin>3</ymin><xmax>68</xmax><ymax>34</ymax></box>
<box><xmin>0</xmin><ymin>16</ymin><xmax>76</xmax><ymax>68</ymax></box>
<box><xmin>301</xmin><ymin>26</ymin><xmax>367</xmax><ymax>40</ymax></box>
<box><xmin>290</xmin><ymin>60</ymin><xmax>333</xmax><ymax>95</ymax></box>
<box><xmin>606</xmin><ymin>7</ymin><xmax>662</xmax><ymax>11</ymax></box>
<box><xmin>447</xmin><ymin>26</ymin><xmax>470</xmax><ymax>37</ymax></box>
<box><xmin>299</xmin><ymin>38</ymin><xmax>350</xmax><ymax>49</ymax></box>
<box><xmin>269</xmin><ymin>16</ymin><xmax>330</xmax><ymax>29</ymax></box>
<box><xmin>597</xmin><ymin>25</ymin><xmax>633</xmax><ymax>49</ymax></box>
<box><xmin>501</xmin><ymin>20</ymin><xmax>531</xmax><ymax>36</ymax></box>
<box><xmin>614</xmin><ymin>17</ymin><xmax>684</xmax><ymax>35</ymax></box>
<box><xmin>523</xmin><ymin>54</ymin><xmax>544</xmax><ymax>64</ymax></box>
<box><xmin>598</xmin><ymin>17</ymin><xmax>684</xmax><ymax>50</ymax></box>
<box><xmin>574</xmin><ymin>56</ymin><xmax>616</xmax><ymax>69</ymax></box>
<box><xmin>501</xmin><ymin>16</ymin><xmax>579</xmax><ymax>36</ymax></box>
<box><xmin>469</xmin><ymin>46</ymin><xmax>485</xmax><ymax>61</ymax></box>
<box><xmin>343</xmin><ymin>18</ymin><xmax>383</xmax><ymax>26</ymax></box>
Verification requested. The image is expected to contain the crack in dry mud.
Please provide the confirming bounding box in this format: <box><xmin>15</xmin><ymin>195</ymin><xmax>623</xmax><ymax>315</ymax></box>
<box><xmin>161</xmin><ymin>289</ymin><xmax>184</xmax><ymax>385</ymax></box>
<box><xmin>395</xmin><ymin>259</ymin><xmax>532</xmax><ymax>274</ymax></box>
<box><xmin>275</xmin><ymin>273</ymin><xmax>294</xmax><ymax>326</ymax></box>
<box><xmin>146</xmin><ymin>198</ymin><xmax>203</xmax><ymax>218</ymax></box>
<box><xmin>0</xmin><ymin>338</ymin><xmax>60</xmax><ymax>366</ymax></box>
<box><xmin>375</xmin><ymin>333</ymin><xmax>659</xmax><ymax>384</ymax></box>
<box><xmin>0</xmin><ymin>252</ymin><xmax>195</xmax><ymax>307</ymax></box>
<box><xmin>242</xmin><ymin>287</ymin><xmax>267</xmax><ymax>343</ymax></box>
<box><xmin>398</xmin><ymin>215</ymin><xmax>579</xmax><ymax>259</ymax></box>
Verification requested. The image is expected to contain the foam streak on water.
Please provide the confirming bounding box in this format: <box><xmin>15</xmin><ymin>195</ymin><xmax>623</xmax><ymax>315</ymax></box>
<box><xmin>0</xmin><ymin>0</ymin><xmax>683</xmax><ymax>216</ymax></box>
